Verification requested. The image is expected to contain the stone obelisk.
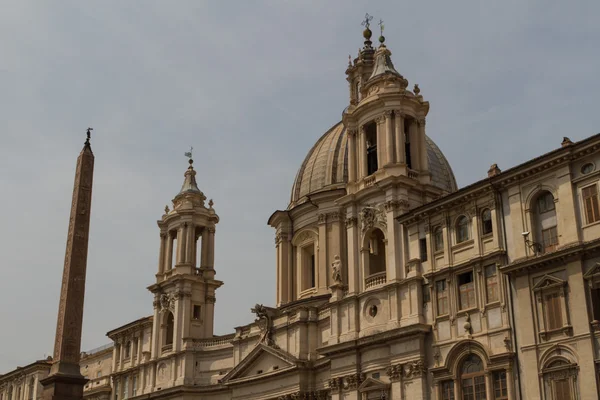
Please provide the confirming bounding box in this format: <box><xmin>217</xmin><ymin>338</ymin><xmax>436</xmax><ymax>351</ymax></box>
<box><xmin>41</xmin><ymin>129</ymin><xmax>95</xmax><ymax>400</ymax></box>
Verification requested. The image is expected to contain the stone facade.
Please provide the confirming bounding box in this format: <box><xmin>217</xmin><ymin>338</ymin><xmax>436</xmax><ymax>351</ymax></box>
<box><xmin>4</xmin><ymin>25</ymin><xmax>600</xmax><ymax>400</ymax></box>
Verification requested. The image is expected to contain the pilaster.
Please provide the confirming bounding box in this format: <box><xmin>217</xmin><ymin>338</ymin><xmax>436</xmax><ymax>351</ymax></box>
<box><xmin>395</xmin><ymin>112</ymin><xmax>405</xmax><ymax>165</ymax></box>
<box><xmin>385</xmin><ymin>110</ymin><xmax>394</xmax><ymax>165</ymax></box>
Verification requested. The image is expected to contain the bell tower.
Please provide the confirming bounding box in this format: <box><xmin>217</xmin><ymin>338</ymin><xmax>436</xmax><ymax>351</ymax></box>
<box><xmin>148</xmin><ymin>155</ymin><xmax>222</xmax><ymax>365</ymax></box>
<box><xmin>343</xmin><ymin>17</ymin><xmax>432</xmax><ymax>195</ymax></box>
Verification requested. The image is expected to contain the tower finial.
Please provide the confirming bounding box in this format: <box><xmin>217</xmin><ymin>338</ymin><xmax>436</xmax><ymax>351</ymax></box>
<box><xmin>378</xmin><ymin>19</ymin><xmax>385</xmax><ymax>44</ymax></box>
<box><xmin>184</xmin><ymin>146</ymin><xmax>194</xmax><ymax>166</ymax></box>
<box><xmin>85</xmin><ymin>127</ymin><xmax>93</xmax><ymax>145</ymax></box>
<box><xmin>361</xmin><ymin>13</ymin><xmax>373</xmax><ymax>48</ymax></box>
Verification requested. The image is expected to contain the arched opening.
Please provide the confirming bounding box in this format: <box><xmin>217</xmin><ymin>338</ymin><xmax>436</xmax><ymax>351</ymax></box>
<box><xmin>481</xmin><ymin>209</ymin><xmax>493</xmax><ymax>235</ymax></box>
<box><xmin>456</xmin><ymin>216</ymin><xmax>470</xmax><ymax>243</ymax></box>
<box><xmin>165</xmin><ymin>312</ymin><xmax>174</xmax><ymax>346</ymax></box>
<box><xmin>543</xmin><ymin>358</ymin><xmax>579</xmax><ymax>400</ymax></box>
<box><xmin>459</xmin><ymin>354</ymin><xmax>485</xmax><ymax>399</ymax></box>
<box><xmin>195</xmin><ymin>226</ymin><xmax>204</xmax><ymax>271</ymax></box>
<box><xmin>404</xmin><ymin>118</ymin><xmax>412</xmax><ymax>169</ymax></box>
<box><xmin>368</xmin><ymin>229</ymin><xmax>386</xmax><ymax>275</ymax></box>
<box><xmin>533</xmin><ymin>191</ymin><xmax>558</xmax><ymax>253</ymax></box>
<box><xmin>168</xmin><ymin>230</ymin><xmax>177</xmax><ymax>270</ymax></box>
<box><xmin>365</xmin><ymin>122</ymin><xmax>378</xmax><ymax>175</ymax></box>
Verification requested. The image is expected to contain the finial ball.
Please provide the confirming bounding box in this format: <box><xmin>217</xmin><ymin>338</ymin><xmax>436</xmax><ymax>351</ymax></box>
<box><xmin>363</xmin><ymin>28</ymin><xmax>372</xmax><ymax>40</ymax></box>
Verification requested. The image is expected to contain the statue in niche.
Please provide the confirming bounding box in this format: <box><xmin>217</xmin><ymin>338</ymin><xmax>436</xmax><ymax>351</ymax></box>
<box><xmin>331</xmin><ymin>255</ymin><xmax>343</xmax><ymax>284</ymax></box>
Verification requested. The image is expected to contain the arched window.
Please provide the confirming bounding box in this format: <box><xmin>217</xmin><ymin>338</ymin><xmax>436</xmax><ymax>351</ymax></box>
<box><xmin>456</xmin><ymin>216</ymin><xmax>470</xmax><ymax>243</ymax></box>
<box><xmin>482</xmin><ymin>209</ymin><xmax>493</xmax><ymax>235</ymax></box>
<box><xmin>460</xmin><ymin>355</ymin><xmax>485</xmax><ymax>399</ymax></box>
<box><xmin>543</xmin><ymin>359</ymin><xmax>579</xmax><ymax>400</ymax></box>
<box><xmin>367</xmin><ymin>229</ymin><xmax>386</xmax><ymax>275</ymax></box>
<box><xmin>534</xmin><ymin>191</ymin><xmax>558</xmax><ymax>253</ymax></box>
<box><xmin>434</xmin><ymin>226</ymin><xmax>444</xmax><ymax>252</ymax></box>
<box><xmin>28</xmin><ymin>378</ymin><xmax>34</xmax><ymax>400</ymax></box>
<box><xmin>165</xmin><ymin>312</ymin><xmax>174</xmax><ymax>346</ymax></box>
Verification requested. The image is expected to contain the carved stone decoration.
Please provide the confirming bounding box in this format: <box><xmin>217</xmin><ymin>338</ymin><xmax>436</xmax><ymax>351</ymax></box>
<box><xmin>360</xmin><ymin>206</ymin><xmax>387</xmax><ymax>233</ymax></box>
<box><xmin>328</xmin><ymin>377</ymin><xmax>342</xmax><ymax>390</ymax></box>
<box><xmin>317</xmin><ymin>213</ymin><xmax>327</xmax><ymax>225</ymax></box>
<box><xmin>345</xmin><ymin>216</ymin><xmax>358</xmax><ymax>228</ymax></box>
<box><xmin>328</xmin><ymin>212</ymin><xmax>341</xmax><ymax>222</ymax></box>
<box><xmin>251</xmin><ymin>304</ymin><xmax>276</xmax><ymax>347</ymax></box>
<box><xmin>159</xmin><ymin>293</ymin><xmax>175</xmax><ymax>313</ymax></box>
<box><xmin>331</xmin><ymin>255</ymin><xmax>343</xmax><ymax>284</ymax></box>
<box><xmin>296</xmin><ymin>231</ymin><xmax>314</xmax><ymax>244</ymax></box>
<box><xmin>404</xmin><ymin>359</ymin><xmax>427</xmax><ymax>379</ymax></box>
<box><xmin>386</xmin><ymin>364</ymin><xmax>402</xmax><ymax>381</ymax></box>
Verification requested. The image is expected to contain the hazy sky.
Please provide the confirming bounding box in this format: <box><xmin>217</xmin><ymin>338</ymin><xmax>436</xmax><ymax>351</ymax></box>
<box><xmin>1</xmin><ymin>1</ymin><xmax>599</xmax><ymax>372</ymax></box>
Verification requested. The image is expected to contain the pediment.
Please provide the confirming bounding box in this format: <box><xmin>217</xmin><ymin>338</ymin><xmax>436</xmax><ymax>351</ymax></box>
<box><xmin>358</xmin><ymin>377</ymin><xmax>390</xmax><ymax>393</ymax></box>
<box><xmin>532</xmin><ymin>274</ymin><xmax>565</xmax><ymax>291</ymax></box>
<box><xmin>584</xmin><ymin>263</ymin><xmax>600</xmax><ymax>280</ymax></box>
<box><xmin>220</xmin><ymin>344</ymin><xmax>299</xmax><ymax>384</ymax></box>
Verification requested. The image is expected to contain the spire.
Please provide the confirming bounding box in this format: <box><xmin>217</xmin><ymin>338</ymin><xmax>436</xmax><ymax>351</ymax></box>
<box><xmin>361</xmin><ymin>13</ymin><xmax>374</xmax><ymax>49</ymax></box>
<box><xmin>368</xmin><ymin>41</ymin><xmax>401</xmax><ymax>80</ymax></box>
<box><xmin>41</xmin><ymin>128</ymin><xmax>95</xmax><ymax>400</ymax></box>
<box><xmin>179</xmin><ymin>158</ymin><xmax>203</xmax><ymax>195</ymax></box>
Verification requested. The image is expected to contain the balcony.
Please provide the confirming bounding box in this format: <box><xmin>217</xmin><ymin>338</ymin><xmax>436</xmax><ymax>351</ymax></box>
<box><xmin>365</xmin><ymin>272</ymin><xmax>386</xmax><ymax>289</ymax></box>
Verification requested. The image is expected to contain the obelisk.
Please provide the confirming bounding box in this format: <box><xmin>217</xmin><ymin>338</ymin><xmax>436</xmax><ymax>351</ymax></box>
<box><xmin>41</xmin><ymin>128</ymin><xmax>95</xmax><ymax>400</ymax></box>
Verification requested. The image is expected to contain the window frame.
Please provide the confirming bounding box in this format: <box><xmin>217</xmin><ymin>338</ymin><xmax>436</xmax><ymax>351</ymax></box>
<box><xmin>533</xmin><ymin>275</ymin><xmax>571</xmax><ymax>340</ymax></box>
<box><xmin>481</xmin><ymin>208</ymin><xmax>493</xmax><ymax>236</ymax></box>
<box><xmin>582</xmin><ymin>183</ymin><xmax>600</xmax><ymax>225</ymax></box>
<box><xmin>434</xmin><ymin>226</ymin><xmax>444</xmax><ymax>253</ymax></box>
<box><xmin>436</xmin><ymin>279</ymin><xmax>449</xmax><ymax>316</ymax></box>
<box><xmin>458</xmin><ymin>271</ymin><xmax>476</xmax><ymax>310</ymax></box>
<box><xmin>419</xmin><ymin>237</ymin><xmax>428</xmax><ymax>262</ymax></box>
<box><xmin>485</xmin><ymin>264</ymin><xmax>499</xmax><ymax>304</ymax></box>
<box><xmin>455</xmin><ymin>216</ymin><xmax>470</xmax><ymax>244</ymax></box>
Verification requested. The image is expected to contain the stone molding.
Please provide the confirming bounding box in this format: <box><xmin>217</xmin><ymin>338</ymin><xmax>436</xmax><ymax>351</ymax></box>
<box><xmin>328</xmin><ymin>373</ymin><xmax>366</xmax><ymax>391</ymax></box>
<box><xmin>277</xmin><ymin>390</ymin><xmax>329</xmax><ymax>400</ymax></box>
<box><xmin>386</xmin><ymin>359</ymin><xmax>427</xmax><ymax>382</ymax></box>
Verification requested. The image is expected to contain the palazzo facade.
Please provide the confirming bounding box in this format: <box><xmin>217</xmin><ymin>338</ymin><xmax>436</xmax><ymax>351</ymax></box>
<box><xmin>2</xmin><ymin>26</ymin><xmax>600</xmax><ymax>400</ymax></box>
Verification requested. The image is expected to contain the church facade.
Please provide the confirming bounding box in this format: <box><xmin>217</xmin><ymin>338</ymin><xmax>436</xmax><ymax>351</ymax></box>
<box><xmin>2</xmin><ymin>25</ymin><xmax>600</xmax><ymax>400</ymax></box>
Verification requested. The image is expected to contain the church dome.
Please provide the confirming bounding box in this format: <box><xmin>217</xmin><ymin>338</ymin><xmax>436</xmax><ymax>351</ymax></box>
<box><xmin>289</xmin><ymin>121</ymin><xmax>457</xmax><ymax>208</ymax></box>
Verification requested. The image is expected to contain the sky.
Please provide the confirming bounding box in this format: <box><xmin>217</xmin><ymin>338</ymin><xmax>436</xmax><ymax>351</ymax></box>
<box><xmin>1</xmin><ymin>1</ymin><xmax>600</xmax><ymax>372</ymax></box>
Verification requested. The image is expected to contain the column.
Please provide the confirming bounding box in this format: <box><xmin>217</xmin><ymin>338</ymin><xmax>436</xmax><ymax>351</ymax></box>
<box><xmin>206</xmin><ymin>227</ymin><xmax>215</xmax><ymax>279</ymax></box>
<box><xmin>119</xmin><ymin>340</ymin><xmax>125</xmax><ymax>367</ymax></box>
<box><xmin>176</xmin><ymin>226</ymin><xmax>185</xmax><ymax>265</ymax></box>
<box><xmin>348</xmin><ymin>129</ymin><xmax>357</xmax><ymax>182</ymax></box>
<box><xmin>317</xmin><ymin>215</ymin><xmax>328</xmax><ymax>292</ymax></box>
<box><xmin>485</xmin><ymin>372</ymin><xmax>492</xmax><ymax>400</ymax></box>
<box><xmin>137</xmin><ymin>335</ymin><xmax>143</xmax><ymax>362</ymax></box>
<box><xmin>385</xmin><ymin>111</ymin><xmax>394</xmax><ymax>165</ymax></box>
<box><xmin>395</xmin><ymin>112</ymin><xmax>405</xmax><ymax>164</ymax></box>
<box><xmin>359</xmin><ymin>126</ymin><xmax>367</xmax><ymax>179</ymax></box>
<box><xmin>276</xmin><ymin>231</ymin><xmax>291</xmax><ymax>305</ymax></box>
<box><xmin>112</xmin><ymin>344</ymin><xmax>119</xmax><ymax>373</ymax></box>
<box><xmin>506</xmin><ymin>367</ymin><xmax>515</xmax><ymax>400</ymax></box>
<box><xmin>166</xmin><ymin>233</ymin><xmax>174</xmax><ymax>271</ymax></box>
<box><xmin>418</xmin><ymin>118</ymin><xmax>429</xmax><ymax>172</ymax></box>
<box><xmin>157</xmin><ymin>233</ymin><xmax>167</xmax><ymax>275</ymax></box>
<box><xmin>409</xmin><ymin>120</ymin><xmax>420</xmax><ymax>170</ymax></box>
<box><xmin>150</xmin><ymin>304</ymin><xmax>160</xmax><ymax>359</ymax></box>
<box><xmin>376</xmin><ymin>115</ymin><xmax>385</xmax><ymax>167</ymax></box>
<box><xmin>185</xmin><ymin>223</ymin><xmax>195</xmax><ymax>264</ymax></box>
<box><xmin>201</xmin><ymin>229</ymin><xmax>209</xmax><ymax>269</ymax></box>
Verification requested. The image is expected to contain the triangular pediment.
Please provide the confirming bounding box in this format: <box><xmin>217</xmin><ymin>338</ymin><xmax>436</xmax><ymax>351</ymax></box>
<box><xmin>358</xmin><ymin>377</ymin><xmax>390</xmax><ymax>393</ymax></box>
<box><xmin>220</xmin><ymin>344</ymin><xmax>299</xmax><ymax>384</ymax></box>
<box><xmin>584</xmin><ymin>263</ymin><xmax>600</xmax><ymax>280</ymax></box>
<box><xmin>532</xmin><ymin>274</ymin><xmax>565</xmax><ymax>291</ymax></box>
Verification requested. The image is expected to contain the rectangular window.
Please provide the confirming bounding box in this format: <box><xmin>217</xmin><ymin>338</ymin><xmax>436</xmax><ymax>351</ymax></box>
<box><xmin>434</xmin><ymin>228</ymin><xmax>444</xmax><ymax>252</ymax></box>
<box><xmin>545</xmin><ymin>292</ymin><xmax>563</xmax><ymax>330</ymax></box>
<box><xmin>541</xmin><ymin>226</ymin><xmax>558</xmax><ymax>251</ymax></box>
<box><xmin>485</xmin><ymin>265</ymin><xmax>499</xmax><ymax>303</ymax></box>
<box><xmin>591</xmin><ymin>287</ymin><xmax>600</xmax><ymax>321</ymax></box>
<box><xmin>419</xmin><ymin>238</ymin><xmax>428</xmax><ymax>262</ymax></box>
<box><xmin>493</xmin><ymin>370</ymin><xmax>508</xmax><ymax>399</ymax></box>
<box><xmin>440</xmin><ymin>380</ymin><xmax>454</xmax><ymax>400</ymax></box>
<box><xmin>436</xmin><ymin>280</ymin><xmax>448</xmax><ymax>315</ymax></box>
<box><xmin>193</xmin><ymin>305</ymin><xmax>201</xmax><ymax>320</ymax></box>
<box><xmin>458</xmin><ymin>272</ymin><xmax>475</xmax><ymax>310</ymax></box>
<box><xmin>582</xmin><ymin>184</ymin><xmax>600</xmax><ymax>224</ymax></box>
<box><xmin>123</xmin><ymin>378</ymin><xmax>128</xmax><ymax>400</ymax></box>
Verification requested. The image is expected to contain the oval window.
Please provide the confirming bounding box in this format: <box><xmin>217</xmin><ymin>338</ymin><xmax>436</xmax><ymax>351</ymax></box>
<box><xmin>581</xmin><ymin>163</ymin><xmax>595</xmax><ymax>174</ymax></box>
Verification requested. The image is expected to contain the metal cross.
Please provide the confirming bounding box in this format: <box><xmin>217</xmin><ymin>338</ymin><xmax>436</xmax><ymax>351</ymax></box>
<box><xmin>184</xmin><ymin>146</ymin><xmax>193</xmax><ymax>159</ymax></box>
<box><xmin>361</xmin><ymin>13</ymin><xmax>373</xmax><ymax>29</ymax></box>
<box><xmin>86</xmin><ymin>127</ymin><xmax>93</xmax><ymax>140</ymax></box>
<box><xmin>379</xmin><ymin>19</ymin><xmax>384</xmax><ymax>35</ymax></box>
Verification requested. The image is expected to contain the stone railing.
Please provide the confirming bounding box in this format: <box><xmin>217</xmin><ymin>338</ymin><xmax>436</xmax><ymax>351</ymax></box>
<box><xmin>365</xmin><ymin>272</ymin><xmax>387</xmax><ymax>289</ymax></box>
<box><xmin>408</xmin><ymin>169</ymin><xmax>419</xmax><ymax>179</ymax></box>
<box><xmin>364</xmin><ymin>175</ymin><xmax>376</xmax><ymax>187</ymax></box>
<box><xmin>192</xmin><ymin>334</ymin><xmax>235</xmax><ymax>348</ymax></box>
<box><xmin>161</xmin><ymin>344</ymin><xmax>172</xmax><ymax>354</ymax></box>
